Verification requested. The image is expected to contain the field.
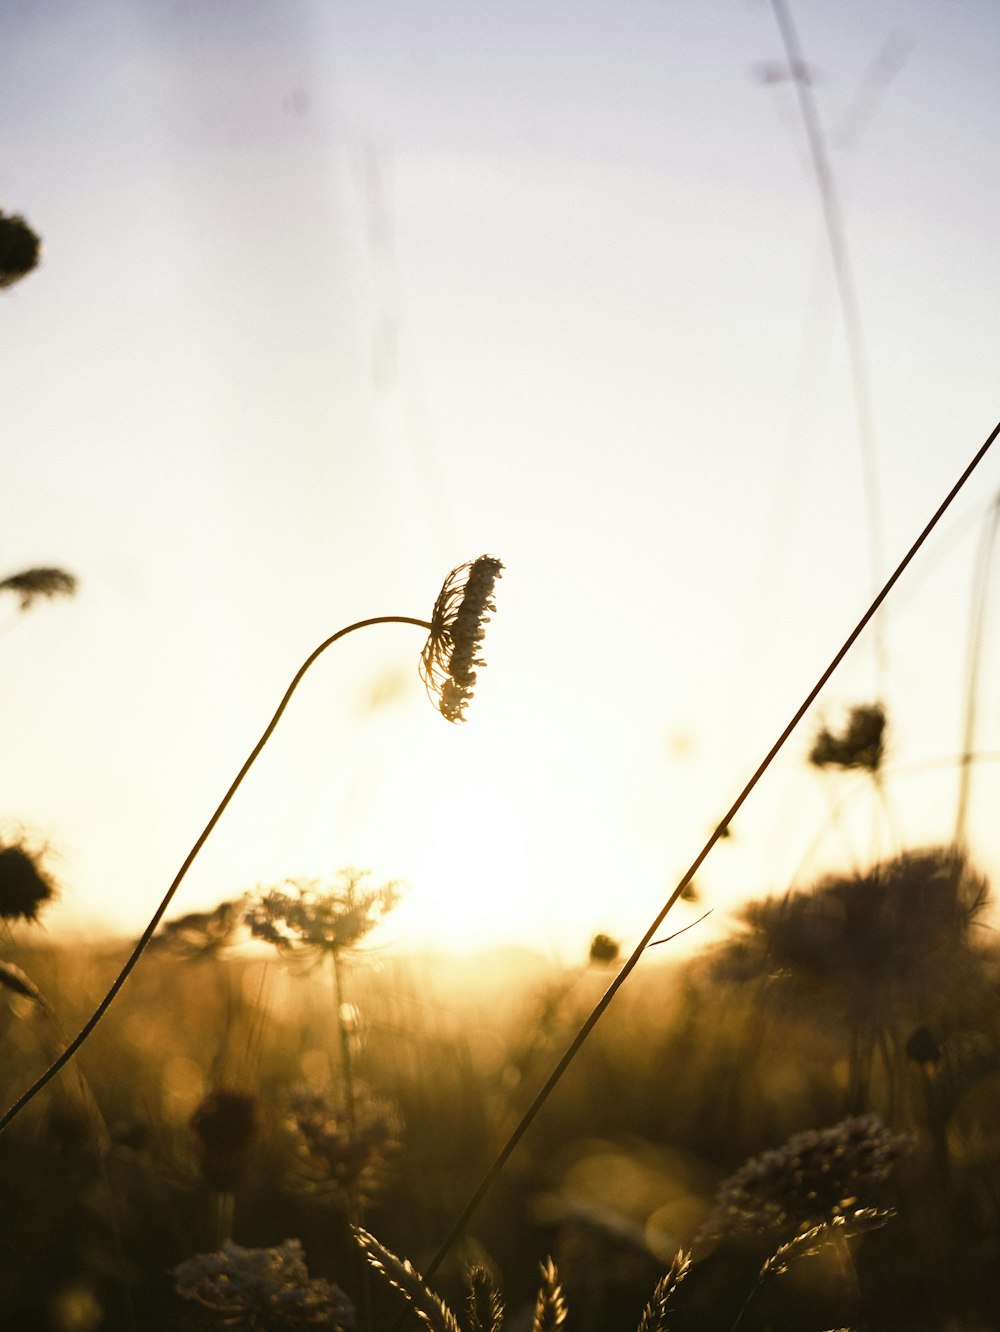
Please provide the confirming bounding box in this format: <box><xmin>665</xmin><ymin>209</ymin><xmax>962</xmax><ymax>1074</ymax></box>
<box><xmin>3</xmin><ymin>826</ymin><xmax>1000</xmax><ymax>1330</ymax></box>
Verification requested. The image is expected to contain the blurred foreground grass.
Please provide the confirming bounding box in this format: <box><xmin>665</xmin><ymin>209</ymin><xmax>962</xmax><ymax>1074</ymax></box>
<box><xmin>3</xmin><ymin>854</ymin><xmax>1000</xmax><ymax>1331</ymax></box>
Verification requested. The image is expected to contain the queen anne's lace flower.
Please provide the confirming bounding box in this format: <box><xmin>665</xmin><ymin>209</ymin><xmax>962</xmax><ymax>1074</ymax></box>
<box><xmin>701</xmin><ymin>1114</ymin><xmax>910</xmax><ymax>1238</ymax></box>
<box><xmin>420</xmin><ymin>556</ymin><xmax>503</xmax><ymax>722</ymax></box>
<box><xmin>173</xmin><ymin>1238</ymin><xmax>354</xmax><ymax>1329</ymax></box>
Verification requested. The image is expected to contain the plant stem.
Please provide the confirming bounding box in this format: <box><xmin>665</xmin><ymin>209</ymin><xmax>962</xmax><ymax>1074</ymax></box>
<box><xmin>769</xmin><ymin>0</ymin><xmax>886</xmax><ymax>691</ymax></box>
<box><xmin>0</xmin><ymin>614</ymin><xmax>432</xmax><ymax>1133</ymax></box>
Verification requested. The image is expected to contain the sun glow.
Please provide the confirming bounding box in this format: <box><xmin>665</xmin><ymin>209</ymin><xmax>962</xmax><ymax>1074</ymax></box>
<box><xmin>304</xmin><ymin>706</ymin><xmax>540</xmax><ymax>956</ymax></box>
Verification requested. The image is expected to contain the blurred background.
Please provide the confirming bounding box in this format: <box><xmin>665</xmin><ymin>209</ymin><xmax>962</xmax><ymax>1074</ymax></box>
<box><xmin>3</xmin><ymin>0</ymin><xmax>1000</xmax><ymax>960</ymax></box>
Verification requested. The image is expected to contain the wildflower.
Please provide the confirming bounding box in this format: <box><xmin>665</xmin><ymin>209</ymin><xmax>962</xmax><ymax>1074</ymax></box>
<box><xmin>190</xmin><ymin>1089</ymin><xmax>259</xmax><ymax>1191</ymax></box>
<box><xmin>246</xmin><ymin>871</ymin><xmax>399</xmax><ymax>964</ymax></box>
<box><xmin>588</xmin><ymin>933</ymin><xmax>620</xmax><ymax>966</ymax></box>
<box><xmin>174</xmin><ymin>1238</ymin><xmax>354</xmax><ymax>1330</ymax></box>
<box><xmin>152</xmin><ymin>898</ymin><xmax>245</xmax><ymax>958</ymax></box>
<box><xmin>0</xmin><ymin>566</ymin><xmax>77</xmax><ymax>611</ymax></box>
<box><xmin>285</xmin><ymin>1082</ymin><xmax>400</xmax><ymax>1204</ymax></box>
<box><xmin>809</xmin><ymin>702</ymin><xmax>886</xmax><ymax>772</ymax></box>
<box><xmin>904</xmin><ymin>1024</ymin><xmax>943</xmax><ymax>1067</ymax></box>
<box><xmin>0</xmin><ymin>211</ymin><xmax>41</xmax><ymax>288</ymax></box>
<box><xmin>700</xmin><ymin>1114</ymin><xmax>910</xmax><ymax>1239</ymax></box>
<box><xmin>0</xmin><ymin>842</ymin><xmax>56</xmax><ymax>923</ymax></box>
<box><xmin>421</xmin><ymin>556</ymin><xmax>503</xmax><ymax>722</ymax></box>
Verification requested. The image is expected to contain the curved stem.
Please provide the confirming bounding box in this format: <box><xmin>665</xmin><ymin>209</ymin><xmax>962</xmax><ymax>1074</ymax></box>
<box><xmin>0</xmin><ymin>614</ymin><xmax>432</xmax><ymax>1133</ymax></box>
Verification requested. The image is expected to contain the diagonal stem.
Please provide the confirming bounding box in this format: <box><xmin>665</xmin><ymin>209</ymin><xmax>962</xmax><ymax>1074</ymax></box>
<box><xmin>0</xmin><ymin>614</ymin><xmax>432</xmax><ymax>1134</ymax></box>
<box><xmin>415</xmin><ymin>418</ymin><xmax>1000</xmax><ymax>1291</ymax></box>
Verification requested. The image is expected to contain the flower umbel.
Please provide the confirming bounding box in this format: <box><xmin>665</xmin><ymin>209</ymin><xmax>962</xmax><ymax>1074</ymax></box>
<box><xmin>173</xmin><ymin>1238</ymin><xmax>354</xmax><ymax>1329</ymax></box>
<box><xmin>700</xmin><ymin>1113</ymin><xmax>910</xmax><ymax>1240</ymax></box>
<box><xmin>421</xmin><ymin>556</ymin><xmax>503</xmax><ymax>722</ymax></box>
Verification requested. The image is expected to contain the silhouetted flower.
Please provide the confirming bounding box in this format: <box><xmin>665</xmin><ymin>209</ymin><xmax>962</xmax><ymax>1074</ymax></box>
<box><xmin>285</xmin><ymin>1083</ymin><xmax>400</xmax><ymax>1203</ymax></box>
<box><xmin>190</xmin><ymin>1089</ymin><xmax>259</xmax><ymax>1191</ymax></box>
<box><xmin>421</xmin><ymin>555</ymin><xmax>503</xmax><ymax>722</ymax></box>
<box><xmin>713</xmin><ymin>848</ymin><xmax>988</xmax><ymax>992</ymax></box>
<box><xmin>905</xmin><ymin>1024</ymin><xmax>943</xmax><ymax>1067</ymax></box>
<box><xmin>589</xmin><ymin>933</ymin><xmax>620</xmax><ymax>966</ymax></box>
<box><xmin>0</xmin><ymin>211</ymin><xmax>41</xmax><ymax>288</ymax></box>
<box><xmin>0</xmin><ymin>843</ymin><xmax>56</xmax><ymax>923</ymax></box>
<box><xmin>809</xmin><ymin>703</ymin><xmax>886</xmax><ymax>772</ymax></box>
<box><xmin>0</xmin><ymin>567</ymin><xmax>77</xmax><ymax>611</ymax></box>
<box><xmin>246</xmin><ymin>871</ymin><xmax>399</xmax><ymax>965</ymax></box>
<box><xmin>153</xmin><ymin>898</ymin><xmax>245</xmax><ymax>958</ymax></box>
<box><xmin>700</xmin><ymin>1114</ymin><xmax>910</xmax><ymax>1239</ymax></box>
<box><xmin>174</xmin><ymin>1238</ymin><xmax>353</xmax><ymax>1330</ymax></box>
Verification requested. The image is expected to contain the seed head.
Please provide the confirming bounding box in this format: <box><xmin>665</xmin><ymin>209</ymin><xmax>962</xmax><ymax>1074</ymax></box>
<box><xmin>0</xmin><ymin>211</ymin><xmax>42</xmax><ymax>289</ymax></box>
<box><xmin>190</xmin><ymin>1089</ymin><xmax>259</xmax><ymax>1191</ymax></box>
<box><xmin>0</xmin><ymin>567</ymin><xmax>77</xmax><ymax>612</ymax></box>
<box><xmin>421</xmin><ymin>556</ymin><xmax>503</xmax><ymax>722</ymax></box>
<box><xmin>700</xmin><ymin>1113</ymin><xmax>910</xmax><ymax>1240</ymax></box>
<box><xmin>0</xmin><ymin>842</ymin><xmax>57</xmax><ymax>923</ymax></box>
<box><xmin>809</xmin><ymin>702</ymin><xmax>886</xmax><ymax>772</ymax></box>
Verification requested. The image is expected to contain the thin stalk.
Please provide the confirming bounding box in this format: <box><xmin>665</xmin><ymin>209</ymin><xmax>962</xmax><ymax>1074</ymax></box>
<box><xmin>415</xmin><ymin>419</ymin><xmax>1000</xmax><ymax>1290</ymax></box>
<box><xmin>953</xmin><ymin>491</ymin><xmax>1000</xmax><ymax>845</ymax></box>
<box><xmin>0</xmin><ymin>614</ymin><xmax>432</xmax><ymax>1133</ymax></box>
<box><xmin>769</xmin><ymin>0</ymin><xmax>886</xmax><ymax>688</ymax></box>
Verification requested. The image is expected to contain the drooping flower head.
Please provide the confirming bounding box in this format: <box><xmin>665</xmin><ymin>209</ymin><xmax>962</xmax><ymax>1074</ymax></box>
<box><xmin>699</xmin><ymin>1113</ymin><xmax>911</xmax><ymax>1240</ymax></box>
<box><xmin>421</xmin><ymin>555</ymin><xmax>503</xmax><ymax>723</ymax></box>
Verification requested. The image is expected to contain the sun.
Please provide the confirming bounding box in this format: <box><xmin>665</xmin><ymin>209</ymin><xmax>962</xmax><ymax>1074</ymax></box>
<box><xmin>304</xmin><ymin>706</ymin><xmax>539</xmax><ymax>956</ymax></box>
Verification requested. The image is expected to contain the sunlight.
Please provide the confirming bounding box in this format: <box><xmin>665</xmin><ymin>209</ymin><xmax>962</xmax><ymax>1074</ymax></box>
<box><xmin>304</xmin><ymin>706</ymin><xmax>539</xmax><ymax>955</ymax></box>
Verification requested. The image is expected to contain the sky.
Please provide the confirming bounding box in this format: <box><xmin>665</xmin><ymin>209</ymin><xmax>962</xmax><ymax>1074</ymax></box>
<box><xmin>2</xmin><ymin>0</ymin><xmax>1000</xmax><ymax>962</ymax></box>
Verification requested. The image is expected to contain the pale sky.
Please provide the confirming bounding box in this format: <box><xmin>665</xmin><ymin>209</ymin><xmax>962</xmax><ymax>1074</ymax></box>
<box><xmin>3</xmin><ymin>0</ymin><xmax>1000</xmax><ymax>960</ymax></box>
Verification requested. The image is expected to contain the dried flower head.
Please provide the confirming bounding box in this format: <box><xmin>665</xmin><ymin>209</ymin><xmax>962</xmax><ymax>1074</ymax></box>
<box><xmin>0</xmin><ymin>211</ymin><xmax>42</xmax><ymax>289</ymax></box>
<box><xmin>809</xmin><ymin>703</ymin><xmax>886</xmax><ymax>772</ymax></box>
<box><xmin>700</xmin><ymin>1114</ymin><xmax>910</xmax><ymax>1240</ymax></box>
<box><xmin>153</xmin><ymin>898</ymin><xmax>245</xmax><ymax>959</ymax></box>
<box><xmin>715</xmin><ymin>848</ymin><xmax>988</xmax><ymax>992</ymax></box>
<box><xmin>0</xmin><ymin>842</ymin><xmax>57</xmax><ymax>923</ymax></box>
<box><xmin>174</xmin><ymin>1238</ymin><xmax>354</xmax><ymax>1330</ymax></box>
<box><xmin>246</xmin><ymin>871</ymin><xmax>399</xmax><ymax>964</ymax></box>
<box><xmin>421</xmin><ymin>556</ymin><xmax>503</xmax><ymax>722</ymax></box>
<box><xmin>285</xmin><ymin>1082</ymin><xmax>400</xmax><ymax>1204</ymax></box>
<box><xmin>0</xmin><ymin>567</ymin><xmax>77</xmax><ymax>611</ymax></box>
<box><xmin>588</xmin><ymin>933</ymin><xmax>621</xmax><ymax>966</ymax></box>
<box><xmin>190</xmin><ymin>1089</ymin><xmax>259</xmax><ymax>1191</ymax></box>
